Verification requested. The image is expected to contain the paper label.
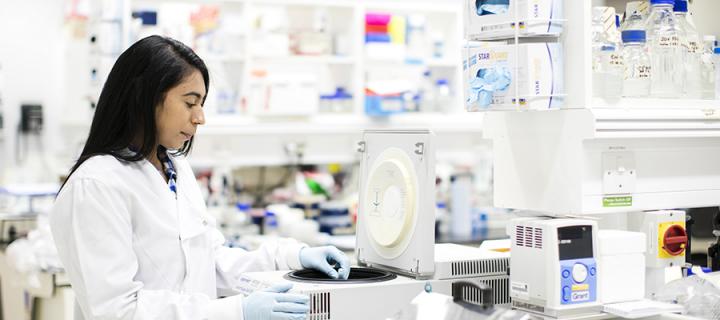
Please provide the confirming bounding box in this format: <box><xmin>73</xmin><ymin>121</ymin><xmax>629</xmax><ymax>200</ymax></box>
<box><xmin>625</xmin><ymin>64</ymin><xmax>651</xmax><ymax>80</ymax></box>
<box><xmin>603</xmin><ymin>196</ymin><xmax>632</xmax><ymax>207</ymax></box>
<box><xmin>658</xmin><ymin>35</ymin><xmax>680</xmax><ymax>48</ymax></box>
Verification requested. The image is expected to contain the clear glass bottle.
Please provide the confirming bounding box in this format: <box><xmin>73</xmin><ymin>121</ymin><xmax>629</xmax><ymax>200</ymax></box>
<box><xmin>592</xmin><ymin>7</ymin><xmax>623</xmax><ymax>100</ymax></box>
<box><xmin>701</xmin><ymin>36</ymin><xmax>717</xmax><ymax>99</ymax></box>
<box><xmin>622</xmin><ymin>30</ymin><xmax>652</xmax><ymax>97</ymax></box>
<box><xmin>645</xmin><ymin>0</ymin><xmax>684</xmax><ymax>98</ymax></box>
<box><xmin>621</xmin><ymin>2</ymin><xmax>646</xmax><ymax>31</ymax></box>
<box><xmin>674</xmin><ymin>0</ymin><xmax>702</xmax><ymax>98</ymax></box>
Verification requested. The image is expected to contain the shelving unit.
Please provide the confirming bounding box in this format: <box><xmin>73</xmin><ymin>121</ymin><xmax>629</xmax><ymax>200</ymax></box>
<box><xmin>465</xmin><ymin>0</ymin><xmax>720</xmax><ymax>216</ymax></box>
<box><xmin>65</xmin><ymin>0</ymin><xmax>474</xmax><ymax>167</ymax></box>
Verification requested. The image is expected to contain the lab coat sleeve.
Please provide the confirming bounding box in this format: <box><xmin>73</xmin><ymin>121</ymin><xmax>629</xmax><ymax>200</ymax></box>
<box><xmin>50</xmin><ymin>178</ymin><xmax>243</xmax><ymax>320</ymax></box>
<box><xmin>212</xmin><ymin>228</ymin><xmax>307</xmax><ymax>292</ymax></box>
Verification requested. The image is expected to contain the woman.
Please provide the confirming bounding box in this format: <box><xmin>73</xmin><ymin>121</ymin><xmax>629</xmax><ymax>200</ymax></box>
<box><xmin>50</xmin><ymin>35</ymin><xmax>349</xmax><ymax>320</ymax></box>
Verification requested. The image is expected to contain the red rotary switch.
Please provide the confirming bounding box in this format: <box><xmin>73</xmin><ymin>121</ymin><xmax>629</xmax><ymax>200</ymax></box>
<box><xmin>662</xmin><ymin>225</ymin><xmax>688</xmax><ymax>256</ymax></box>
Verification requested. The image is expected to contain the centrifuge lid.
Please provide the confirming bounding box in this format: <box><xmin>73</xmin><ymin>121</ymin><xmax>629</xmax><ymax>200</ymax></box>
<box><xmin>355</xmin><ymin>130</ymin><xmax>436</xmax><ymax>279</ymax></box>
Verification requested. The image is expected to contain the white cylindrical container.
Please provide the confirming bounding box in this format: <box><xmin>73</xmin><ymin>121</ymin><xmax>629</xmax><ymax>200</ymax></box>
<box><xmin>450</xmin><ymin>173</ymin><xmax>473</xmax><ymax>238</ymax></box>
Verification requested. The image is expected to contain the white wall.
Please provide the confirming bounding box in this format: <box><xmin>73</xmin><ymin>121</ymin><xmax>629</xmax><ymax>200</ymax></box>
<box><xmin>691</xmin><ymin>0</ymin><xmax>720</xmax><ymax>39</ymax></box>
<box><xmin>0</xmin><ymin>0</ymin><xmax>66</xmax><ymax>183</ymax></box>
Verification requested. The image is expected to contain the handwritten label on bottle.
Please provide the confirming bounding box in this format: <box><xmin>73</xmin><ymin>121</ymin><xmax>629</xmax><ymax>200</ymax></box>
<box><xmin>658</xmin><ymin>35</ymin><xmax>680</xmax><ymax>47</ymax></box>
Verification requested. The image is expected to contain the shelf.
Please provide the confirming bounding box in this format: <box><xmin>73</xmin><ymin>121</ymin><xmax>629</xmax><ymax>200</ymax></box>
<box><xmin>189</xmin><ymin>153</ymin><xmax>357</xmax><ymax>167</ymax></box>
<box><xmin>251</xmin><ymin>0</ymin><xmax>356</xmax><ymax>9</ymax></box>
<box><xmin>251</xmin><ymin>55</ymin><xmax>355</xmax><ymax>65</ymax></box>
<box><xmin>590</xmin><ymin>98</ymin><xmax>720</xmax><ymax>110</ymax></box>
<box><xmin>364</xmin><ymin>2</ymin><xmax>460</xmax><ymax>14</ymax></box>
<box><xmin>365</xmin><ymin>57</ymin><xmax>459</xmax><ymax>68</ymax></box>
<box><xmin>199</xmin><ymin>112</ymin><xmax>484</xmax><ymax>136</ymax></box>
<box><xmin>484</xmin><ymin>109</ymin><xmax>720</xmax><ymax>215</ymax></box>
<box><xmin>590</xmin><ymin>107</ymin><xmax>720</xmax><ymax>139</ymax></box>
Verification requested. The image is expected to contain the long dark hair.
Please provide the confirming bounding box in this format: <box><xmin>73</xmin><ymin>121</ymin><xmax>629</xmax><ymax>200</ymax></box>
<box><xmin>60</xmin><ymin>35</ymin><xmax>209</xmax><ymax>191</ymax></box>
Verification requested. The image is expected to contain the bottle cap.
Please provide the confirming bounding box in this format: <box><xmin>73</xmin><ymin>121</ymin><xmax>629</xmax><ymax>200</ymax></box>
<box><xmin>622</xmin><ymin>30</ymin><xmax>647</xmax><ymax>43</ymax></box>
<box><xmin>650</xmin><ymin>0</ymin><xmax>675</xmax><ymax>5</ymax></box>
<box><xmin>714</xmin><ymin>47</ymin><xmax>720</xmax><ymax>54</ymax></box>
<box><xmin>673</xmin><ymin>0</ymin><xmax>688</xmax><ymax>12</ymax></box>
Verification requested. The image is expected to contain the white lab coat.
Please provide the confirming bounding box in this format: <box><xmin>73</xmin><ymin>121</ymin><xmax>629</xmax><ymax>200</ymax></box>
<box><xmin>50</xmin><ymin>154</ymin><xmax>307</xmax><ymax>320</ymax></box>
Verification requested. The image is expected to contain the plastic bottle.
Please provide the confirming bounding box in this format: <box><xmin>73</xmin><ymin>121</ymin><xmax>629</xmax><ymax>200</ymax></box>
<box><xmin>434</xmin><ymin>79</ymin><xmax>451</xmax><ymax>113</ymax></box>
<box><xmin>645</xmin><ymin>0</ymin><xmax>684</xmax><ymax>98</ymax></box>
<box><xmin>419</xmin><ymin>70</ymin><xmax>435</xmax><ymax>112</ymax></box>
<box><xmin>622</xmin><ymin>30</ymin><xmax>652</xmax><ymax>97</ymax></box>
<box><xmin>701</xmin><ymin>36</ymin><xmax>716</xmax><ymax>99</ymax></box>
<box><xmin>674</xmin><ymin>0</ymin><xmax>702</xmax><ymax>98</ymax></box>
<box><xmin>592</xmin><ymin>7</ymin><xmax>623</xmax><ymax>100</ymax></box>
<box><xmin>450</xmin><ymin>173</ymin><xmax>472</xmax><ymax>239</ymax></box>
<box><xmin>264</xmin><ymin>210</ymin><xmax>278</xmax><ymax>236</ymax></box>
<box><xmin>435</xmin><ymin>202</ymin><xmax>449</xmax><ymax>239</ymax></box>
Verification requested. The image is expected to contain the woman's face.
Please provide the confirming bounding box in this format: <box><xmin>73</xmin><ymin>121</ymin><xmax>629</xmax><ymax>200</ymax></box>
<box><xmin>156</xmin><ymin>69</ymin><xmax>206</xmax><ymax>150</ymax></box>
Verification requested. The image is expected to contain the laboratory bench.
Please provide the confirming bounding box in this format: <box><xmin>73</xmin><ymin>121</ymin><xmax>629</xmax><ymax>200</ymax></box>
<box><xmin>0</xmin><ymin>246</ymin><xmax>72</xmax><ymax>320</ymax></box>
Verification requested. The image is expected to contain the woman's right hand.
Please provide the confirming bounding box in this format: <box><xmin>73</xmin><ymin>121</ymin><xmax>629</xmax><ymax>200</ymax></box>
<box><xmin>242</xmin><ymin>283</ymin><xmax>309</xmax><ymax>320</ymax></box>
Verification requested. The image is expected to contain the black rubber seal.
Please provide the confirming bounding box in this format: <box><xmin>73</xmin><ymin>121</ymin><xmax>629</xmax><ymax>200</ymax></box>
<box><xmin>284</xmin><ymin>267</ymin><xmax>397</xmax><ymax>284</ymax></box>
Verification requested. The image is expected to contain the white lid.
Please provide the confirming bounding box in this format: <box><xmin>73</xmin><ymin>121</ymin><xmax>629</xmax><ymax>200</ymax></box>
<box><xmin>355</xmin><ymin>130</ymin><xmax>436</xmax><ymax>278</ymax></box>
<box><xmin>598</xmin><ymin>230</ymin><xmax>646</xmax><ymax>255</ymax></box>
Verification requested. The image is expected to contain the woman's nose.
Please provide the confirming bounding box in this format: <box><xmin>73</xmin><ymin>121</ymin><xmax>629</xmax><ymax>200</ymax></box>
<box><xmin>193</xmin><ymin>108</ymin><xmax>205</xmax><ymax>125</ymax></box>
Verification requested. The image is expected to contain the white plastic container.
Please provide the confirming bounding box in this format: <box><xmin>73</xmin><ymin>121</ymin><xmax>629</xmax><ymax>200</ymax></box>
<box><xmin>598</xmin><ymin>230</ymin><xmax>647</xmax><ymax>304</ymax></box>
<box><xmin>466</xmin><ymin>0</ymin><xmax>563</xmax><ymax>39</ymax></box>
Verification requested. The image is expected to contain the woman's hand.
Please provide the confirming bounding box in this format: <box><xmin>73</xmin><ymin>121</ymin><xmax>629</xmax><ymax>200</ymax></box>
<box><xmin>242</xmin><ymin>283</ymin><xmax>309</xmax><ymax>320</ymax></box>
<box><xmin>298</xmin><ymin>246</ymin><xmax>350</xmax><ymax>280</ymax></box>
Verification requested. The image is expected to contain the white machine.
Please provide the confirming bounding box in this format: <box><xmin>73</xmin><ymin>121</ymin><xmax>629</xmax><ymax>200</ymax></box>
<box><xmin>508</xmin><ymin>217</ymin><xmax>601</xmax><ymax>318</ymax></box>
<box><xmin>238</xmin><ymin>130</ymin><xmax>510</xmax><ymax>319</ymax></box>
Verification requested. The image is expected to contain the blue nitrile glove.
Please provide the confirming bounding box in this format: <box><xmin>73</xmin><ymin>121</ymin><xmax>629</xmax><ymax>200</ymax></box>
<box><xmin>479</xmin><ymin>4</ymin><xmax>509</xmax><ymax>15</ymax></box>
<box><xmin>299</xmin><ymin>246</ymin><xmax>350</xmax><ymax>280</ymax></box>
<box><xmin>243</xmin><ymin>283</ymin><xmax>309</xmax><ymax>320</ymax></box>
<box><xmin>468</xmin><ymin>67</ymin><xmax>513</xmax><ymax>108</ymax></box>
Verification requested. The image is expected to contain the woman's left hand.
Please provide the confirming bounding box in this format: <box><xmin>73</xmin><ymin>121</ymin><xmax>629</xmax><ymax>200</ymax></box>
<box><xmin>299</xmin><ymin>246</ymin><xmax>350</xmax><ymax>280</ymax></box>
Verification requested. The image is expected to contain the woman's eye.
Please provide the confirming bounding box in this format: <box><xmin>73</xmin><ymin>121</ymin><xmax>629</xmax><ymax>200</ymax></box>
<box><xmin>185</xmin><ymin>102</ymin><xmax>194</xmax><ymax>108</ymax></box>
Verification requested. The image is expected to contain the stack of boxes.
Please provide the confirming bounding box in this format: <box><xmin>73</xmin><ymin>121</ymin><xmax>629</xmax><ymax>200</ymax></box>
<box><xmin>364</xmin><ymin>13</ymin><xmax>408</xmax><ymax>115</ymax></box>
<box><xmin>464</xmin><ymin>0</ymin><xmax>565</xmax><ymax>111</ymax></box>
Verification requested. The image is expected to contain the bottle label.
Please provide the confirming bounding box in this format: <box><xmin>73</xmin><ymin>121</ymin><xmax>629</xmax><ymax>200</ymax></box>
<box><xmin>625</xmin><ymin>64</ymin><xmax>651</xmax><ymax>80</ymax></box>
<box><xmin>610</xmin><ymin>53</ymin><xmax>624</xmax><ymax>67</ymax></box>
<box><xmin>687</xmin><ymin>41</ymin><xmax>699</xmax><ymax>54</ymax></box>
<box><xmin>658</xmin><ymin>35</ymin><xmax>680</xmax><ymax>48</ymax></box>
